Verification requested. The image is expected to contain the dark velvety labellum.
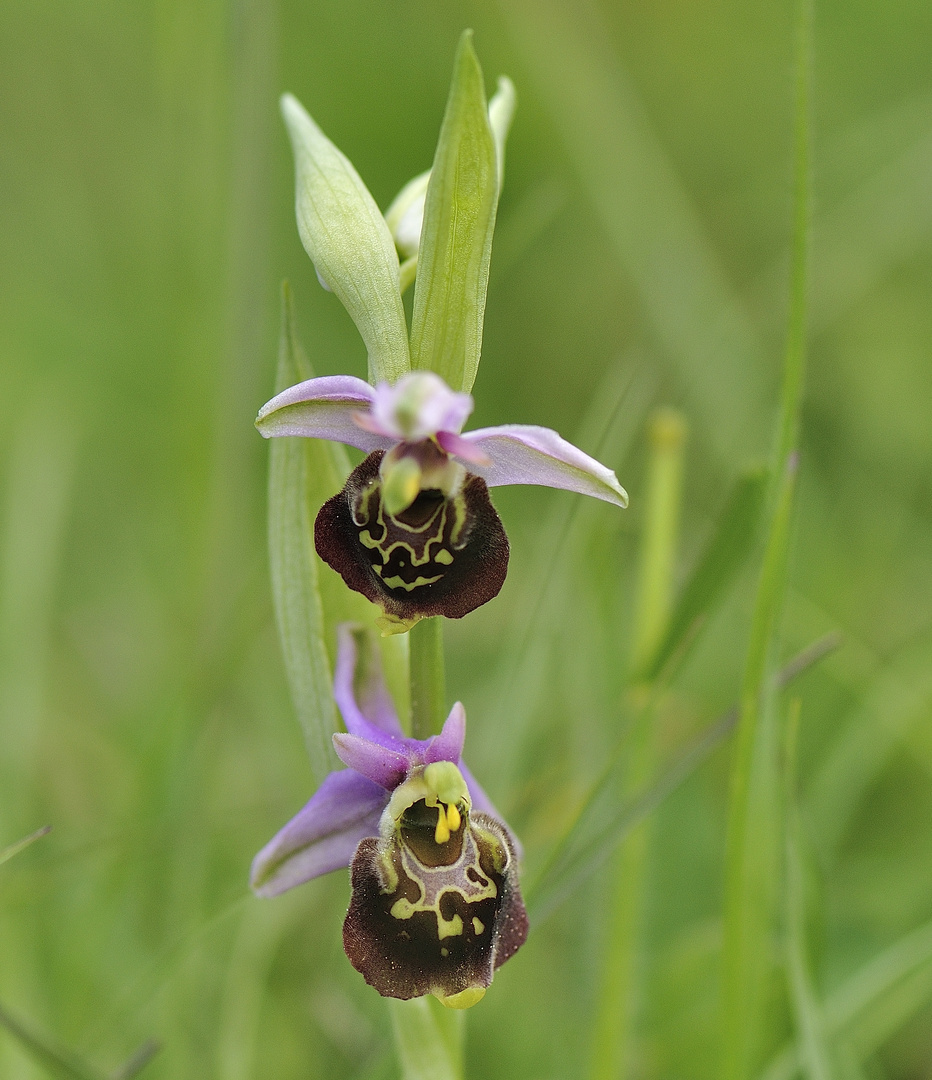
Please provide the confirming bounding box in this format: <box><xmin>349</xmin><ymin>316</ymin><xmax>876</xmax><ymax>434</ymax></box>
<box><xmin>315</xmin><ymin>451</ymin><xmax>509</xmax><ymax>620</ymax></box>
<box><xmin>342</xmin><ymin>810</ymin><xmax>529</xmax><ymax>1001</ymax></box>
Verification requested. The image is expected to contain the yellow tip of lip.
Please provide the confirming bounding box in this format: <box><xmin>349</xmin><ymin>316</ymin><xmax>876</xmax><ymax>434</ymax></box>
<box><xmin>436</xmin><ymin>987</ymin><xmax>486</xmax><ymax>1010</ymax></box>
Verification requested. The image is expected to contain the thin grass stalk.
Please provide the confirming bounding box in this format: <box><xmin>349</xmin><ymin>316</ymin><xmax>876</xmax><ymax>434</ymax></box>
<box><xmin>783</xmin><ymin>701</ymin><xmax>835</xmax><ymax>1080</ymax></box>
<box><xmin>720</xmin><ymin>0</ymin><xmax>812</xmax><ymax>1071</ymax></box>
<box><xmin>590</xmin><ymin>409</ymin><xmax>686</xmax><ymax>1080</ymax></box>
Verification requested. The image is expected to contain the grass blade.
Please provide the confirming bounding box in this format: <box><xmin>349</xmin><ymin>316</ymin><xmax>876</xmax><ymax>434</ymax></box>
<box><xmin>760</xmin><ymin>916</ymin><xmax>932</xmax><ymax>1080</ymax></box>
<box><xmin>783</xmin><ymin>702</ymin><xmax>836</xmax><ymax>1080</ymax></box>
<box><xmin>526</xmin><ymin>636</ymin><xmax>838</xmax><ymax>924</ymax></box>
<box><xmin>0</xmin><ymin>825</ymin><xmax>50</xmax><ymax>868</ymax></box>
<box><xmin>0</xmin><ymin>1003</ymin><xmax>107</xmax><ymax>1080</ymax></box>
<box><xmin>590</xmin><ymin>409</ymin><xmax>686</xmax><ymax>1080</ymax></box>
<box><xmin>640</xmin><ymin>465</ymin><xmax>770</xmax><ymax>684</ymax></box>
<box><xmin>721</xmin><ymin>0</ymin><xmax>812</xmax><ymax>1071</ymax></box>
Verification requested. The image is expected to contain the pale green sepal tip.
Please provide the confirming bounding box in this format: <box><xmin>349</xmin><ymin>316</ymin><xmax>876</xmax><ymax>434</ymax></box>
<box><xmin>385</xmin><ymin>169</ymin><xmax>431</xmax><ymax>259</ymax></box>
<box><xmin>409</xmin><ymin>30</ymin><xmax>499</xmax><ymax>395</ymax></box>
<box><xmin>488</xmin><ymin>76</ymin><xmax>516</xmax><ymax>185</ymax></box>
<box><xmin>280</xmin><ymin>93</ymin><xmax>410</xmax><ymax>386</ymax></box>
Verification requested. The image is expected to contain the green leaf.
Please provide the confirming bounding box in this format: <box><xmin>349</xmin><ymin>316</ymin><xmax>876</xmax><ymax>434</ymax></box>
<box><xmin>280</xmin><ymin>94</ymin><xmax>410</xmax><ymax>385</ymax></box>
<box><xmin>640</xmin><ymin>465</ymin><xmax>769</xmax><ymax>683</ymax></box>
<box><xmin>267</xmin><ymin>284</ymin><xmax>341</xmax><ymax>782</ymax></box>
<box><xmin>389</xmin><ymin>998</ymin><xmax>463</xmax><ymax>1080</ymax></box>
<box><xmin>410</xmin><ymin>31</ymin><xmax>499</xmax><ymax>393</ymax></box>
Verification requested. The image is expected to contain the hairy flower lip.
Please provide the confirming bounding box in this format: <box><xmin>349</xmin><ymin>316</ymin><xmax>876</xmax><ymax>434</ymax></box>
<box><xmin>315</xmin><ymin>450</ymin><xmax>509</xmax><ymax>626</ymax></box>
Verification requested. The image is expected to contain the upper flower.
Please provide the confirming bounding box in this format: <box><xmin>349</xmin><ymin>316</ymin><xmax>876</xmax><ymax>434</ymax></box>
<box><xmin>257</xmin><ymin>371</ymin><xmax>628</xmax><ymax>630</ymax></box>
<box><xmin>251</xmin><ymin>625</ymin><xmax>528</xmax><ymax>1008</ymax></box>
<box><xmin>271</xmin><ymin>35</ymin><xmax>627</xmax><ymax>631</ymax></box>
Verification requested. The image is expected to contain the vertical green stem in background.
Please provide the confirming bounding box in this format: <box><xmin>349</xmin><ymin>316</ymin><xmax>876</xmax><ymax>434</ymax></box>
<box><xmin>590</xmin><ymin>409</ymin><xmax>686</xmax><ymax>1080</ymax></box>
<box><xmin>783</xmin><ymin>700</ymin><xmax>836</xmax><ymax>1080</ymax></box>
<box><xmin>409</xmin><ymin>616</ymin><xmax>447</xmax><ymax>739</ymax></box>
<box><xmin>720</xmin><ymin>0</ymin><xmax>811</xmax><ymax>1067</ymax></box>
<box><xmin>631</xmin><ymin>409</ymin><xmax>687</xmax><ymax>672</ymax></box>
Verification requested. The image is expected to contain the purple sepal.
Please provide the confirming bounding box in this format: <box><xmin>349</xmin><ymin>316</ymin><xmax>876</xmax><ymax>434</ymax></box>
<box><xmin>250</xmin><ymin>770</ymin><xmax>388</xmax><ymax>897</ymax></box>
<box><xmin>333</xmin><ymin>733</ymin><xmax>411</xmax><ymax>789</ymax></box>
<box><xmin>423</xmin><ymin>702</ymin><xmax>466</xmax><ymax>764</ymax></box>
<box><xmin>463</xmin><ymin>424</ymin><xmax>629</xmax><ymax>507</ymax></box>
<box><xmin>333</xmin><ymin>624</ymin><xmax>408</xmax><ymax>749</ymax></box>
<box><xmin>255</xmin><ymin>375</ymin><xmax>392</xmax><ymax>451</ymax></box>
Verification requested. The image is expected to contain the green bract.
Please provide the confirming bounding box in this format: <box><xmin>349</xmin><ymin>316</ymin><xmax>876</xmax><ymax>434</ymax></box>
<box><xmin>280</xmin><ymin>94</ymin><xmax>410</xmax><ymax>386</ymax></box>
<box><xmin>410</xmin><ymin>32</ymin><xmax>500</xmax><ymax>395</ymax></box>
<box><xmin>281</xmin><ymin>30</ymin><xmax>512</xmax><ymax>395</ymax></box>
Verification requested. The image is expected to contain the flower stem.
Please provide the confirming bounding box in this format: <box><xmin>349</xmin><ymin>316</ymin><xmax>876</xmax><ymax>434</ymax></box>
<box><xmin>409</xmin><ymin>616</ymin><xmax>447</xmax><ymax>739</ymax></box>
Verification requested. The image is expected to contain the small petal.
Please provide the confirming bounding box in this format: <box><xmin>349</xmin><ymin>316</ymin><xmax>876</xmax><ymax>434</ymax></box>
<box><xmin>333</xmin><ymin>733</ymin><xmax>411</xmax><ymax>789</ymax></box>
<box><xmin>333</xmin><ymin>624</ymin><xmax>407</xmax><ymax>744</ymax></box>
<box><xmin>463</xmin><ymin>425</ymin><xmax>629</xmax><ymax>507</ymax></box>
<box><xmin>423</xmin><ymin>702</ymin><xmax>466</xmax><ymax>765</ymax></box>
<box><xmin>250</xmin><ymin>770</ymin><xmax>388</xmax><ymax>897</ymax></box>
<box><xmin>435</xmin><ymin>429</ymin><xmax>493</xmax><ymax>466</ymax></box>
<box><xmin>256</xmin><ymin>376</ymin><xmax>390</xmax><ymax>451</ymax></box>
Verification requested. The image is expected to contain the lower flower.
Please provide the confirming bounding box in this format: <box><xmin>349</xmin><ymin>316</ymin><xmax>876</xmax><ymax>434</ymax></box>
<box><xmin>344</xmin><ymin>761</ymin><xmax>527</xmax><ymax>1007</ymax></box>
<box><xmin>250</xmin><ymin>625</ymin><xmax>528</xmax><ymax>1007</ymax></box>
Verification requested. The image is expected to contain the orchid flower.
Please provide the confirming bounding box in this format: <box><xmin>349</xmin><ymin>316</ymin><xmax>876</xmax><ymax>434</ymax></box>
<box><xmin>269</xmin><ymin>37</ymin><xmax>627</xmax><ymax>632</ymax></box>
<box><xmin>251</xmin><ymin>625</ymin><xmax>528</xmax><ymax>1008</ymax></box>
<box><xmin>257</xmin><ymin>370</ymin><xmax>628</xmax><ymax>631</ymax></box>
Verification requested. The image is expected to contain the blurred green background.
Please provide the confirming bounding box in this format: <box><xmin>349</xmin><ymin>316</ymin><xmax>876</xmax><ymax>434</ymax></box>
<box><xmin>2</xmin><ymin>0</ymin><xmax>931</xmax><ymax>1077</ymax></box>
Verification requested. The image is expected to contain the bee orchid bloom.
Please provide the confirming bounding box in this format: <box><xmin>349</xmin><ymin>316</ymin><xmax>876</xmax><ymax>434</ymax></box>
<box><xmin>250</xmin><ymin>625</ymin><xmax>528</xmax><ymax>1008</ymax></box>
<box><xmin>256</xmin><ymin>370</ymin><xmax>628</xmax><ymax>630</ymax></box>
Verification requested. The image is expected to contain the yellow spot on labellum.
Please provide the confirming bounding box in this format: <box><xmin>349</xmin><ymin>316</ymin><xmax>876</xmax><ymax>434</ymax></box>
<box><xmin>437</xmin><ymin>987</ymin><xmax>486</xmax><ymax>1010</ymax></box>
<box><xmin>472</xmin><ymin>917</ymin><xmax>485</xmax><ymax>935</ymax></box>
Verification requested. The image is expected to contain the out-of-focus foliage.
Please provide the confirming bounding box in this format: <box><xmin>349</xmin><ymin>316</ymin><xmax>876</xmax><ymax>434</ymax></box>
<box><xmin>1</xmin><ymin>0</ymin><xmax>931</xmax><ymax>1077</ymax></box>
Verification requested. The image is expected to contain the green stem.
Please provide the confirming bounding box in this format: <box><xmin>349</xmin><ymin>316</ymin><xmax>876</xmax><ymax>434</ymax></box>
<box><xmin>720</xmin><ymin>0</ymin><xmax>811</xmax><ymax>1073</ymax></box>
<box><xmin>390</xmin><ymin>997</ymin><xmax>464</xmax><ymax>1080</ymax></box>
<box><xmin>590</xmin><ymin>408</ymin><xmax>685</xmax><ymax>1080</ymax></box>
<box><xmin>409</xmin><ymin>617</ymin><xmax>447</xmax><ymax>739</ymax></box>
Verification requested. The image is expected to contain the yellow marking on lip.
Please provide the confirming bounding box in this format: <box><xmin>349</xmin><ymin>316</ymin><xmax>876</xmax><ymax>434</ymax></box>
<box><xmin>472</xmin><ymin>917</ymin><xmax>485</xmax><ymax>935</ymax></box>
<box><xmin>380</xmin><ymin>572</ymin><xmax>444</xmax><ymax>591</ymax></box>
<box><xmin>437</xmin><ymin>913</ymin><xmax>463</xmax><ymax>940</ymax></box>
